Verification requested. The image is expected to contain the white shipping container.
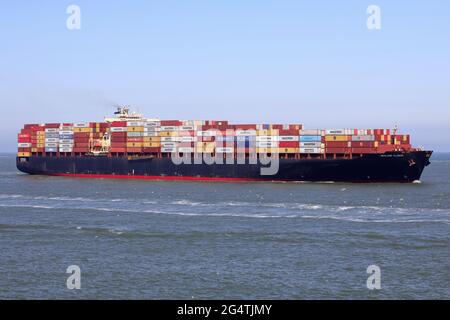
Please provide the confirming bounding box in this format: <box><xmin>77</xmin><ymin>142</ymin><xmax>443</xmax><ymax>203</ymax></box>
<box><xmin>59</xmin><ymin>144</ymin><xmax>73</xmax><ymax>148</ymax></box>
<box><xmin>179</xmin><ymin>125</ymin><xmax>194</xmax><ymax>131</ymax></box>
<box><xmin>45</xmin><ymin>138</ymin><xmax>59</xmax><ymax>143</ymax></box>
<box><xmin>59</xmin><ymin>139</ymin><xmax>74</xmax><ymax>144</ymax></box>
<box><xmin>216</xmin><ymin>147</ymin><xmax>234</xmax><ymax>153</ymax></box>
<box><xmin>45</xmin><ymin>143</ymin><xmax>58</xmax><ymax>148</ymax></box>
<box><xmin>278</xmin><ymin>136</ymin><xmax>299</xmax><ymax>141</ymax></box>
<box><xmin>59</xmin><ymin>148</ymin><xmax>73</xmax><ymax>152</ymax></box>
<box><xmin>256</xmin><ymin>141</ymin><xmax>278</xmax><ymax>148</ymax></box>
<box><xmin>73</xmin><ymin>123</ymin><xmax>89</xmax><ymax>128</ymax></box>
<box><xmin>356</xmin><ymin>129</ymin><xmax>368</xmax><ymax>135</ymax></box>
<box><xmin>59</xmin><ymin>130</ymin><xmax>74</xmax><ymax>135</ymax></box>
<box><xmin>180</xmin><ymin>136</ymin><xmax>195</xmax><ymax>142</ymax></box>
<box><xmin>142</xmin><ymin>132</ymin><xmax>159</xmax><ymax>137</ymax></box>
<box><xmin>161</xmin><ymin>142</ymin><xmax>177</xmax><ymax>148</ymax></box>
<box><xmin>161</xmin><ymin>147</ymin><xmax>177</xmax><ymax>153</ymax></box>
<box><xmin>351</xmin><ymin>135</ymin><xmax>375</xmax><ymax>141</ymax></box>
<box><xmin>300</xmin><ymin>147</ymin><xmax>323</xmax><ymax>154</ymax></box>
<box><xmin>235</xmin><ymin>130</ymin><xmax>256</xmax><ymax>136</ymax></box>
<box><xmin>299</xmin><ymin>129</ymin><xmax>321</xmax><ymax>136</ymax></box>
<box><xmin>256</xmin><ymin>136</ymin><xmax>279</xmax><ymax>142</ymax></box>
<box><xmin>325</xmin><ymin>129</ymin><xmax>346</xmax><ymax>135</ymax></box>
<box><xmin>196</xmin><ymin>130</ymin><xmax>216</xmax><ymax>137</ymax></box>
<box><xmin>181</xmin><ymin>120</ymin><xmax>195</xmax><ymax>126</ymax></box>
<box><xmin>110</xmin><ymin>127</ymin><xmax>127</xmax><ymax>132</ymax></box>
<box><xmin>144</xmin><ymin>121</ymin><xmax>160</xmax><ymax>127</ymax></box>
<box><xmin>161</xmin><ymin>137</ymin><xmax>180</xmax><ymax>142</ymax></box>
<box><xmin>18</xmin><ymin>143</ymin><xmax>32</xmax><ymax>148</ymax></box>
<box><xmin>143</xmin><ymin>127</ymin><xmax>161</xmax><ymax>132</ymax></box>
<box><xmin>60</xmin><ymin>126</ymin><xmax>73</xmax><ymax>131</ymax></box>
<box><xmin>178</xmin><ymin>147</ymin><xmax>194</xmax><ymax>153</ymax></box>
<box><xmin>300</xmin><ymin>142</ymin><xmax>321</xmax><ymax>148</ymax></box>
<box><xmin>45</xmin><ymin>128</ymin><xmax>58</xmax><ymax>133</ymax></box>
<box><xmin>127</xmin><ymin>121</ymin><xmax>143</xmax><ymax>127</ymax></box>
<box><xmin>160</xmin><ymin>126</ymin><xmax>177</xmax><ymax>131</ymax></box>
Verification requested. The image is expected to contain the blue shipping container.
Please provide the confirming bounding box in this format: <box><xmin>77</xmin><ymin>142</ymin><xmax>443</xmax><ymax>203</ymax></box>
<box><xmin>299</xmin><ymin>135</ymin><xmax>321</xmax><ymax>142</ymax></box>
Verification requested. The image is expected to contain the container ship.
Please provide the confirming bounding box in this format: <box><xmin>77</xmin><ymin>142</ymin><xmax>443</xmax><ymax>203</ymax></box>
<box><xmin>16</xmin><ymin>107</ymin><xmax>432</xmax><ymax>182</ymax></box>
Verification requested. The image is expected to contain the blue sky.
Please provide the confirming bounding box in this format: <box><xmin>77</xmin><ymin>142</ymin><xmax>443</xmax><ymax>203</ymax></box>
<box><xmin>1</xmin><ymin>0</ymin><xmax>449</xmax><ymax>151</ymax></box>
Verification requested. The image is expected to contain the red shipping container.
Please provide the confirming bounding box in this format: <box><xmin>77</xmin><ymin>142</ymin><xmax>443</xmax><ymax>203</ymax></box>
<box><xmin>233</xmin><ymin>124</ymin><xmax>257</xmax><ymax>130</ymax></box>
<box><xmin>377</xmin><ymin>145</ymin><xmax>396</xmax><ymax>153</ymax></box>
<box><xmin>45</xmin><ymin>123</ymin><xmax>60</xmax><ymax>128</ymax></box>
<box><xmin>18</xmin><ymin>138</ymin><xmax>32</xmax><ymax>143</ymax></box>
<box><xmin>127</xmin><ymin>137</ymin><xmax>144</xmax><ymax>142</ymax></box>
<box><xmin>278</xmin><ymin>129</ymin><xmax>300</xmax><ymax>135</ymax></box>
<box><xmin>74</xmin><ymin>132</ymin><xmax>90</xmax><ymax>138</ymax></box>
<box><xmin>74</xmin><ymin>138</ymin><xmax>89</xmax><ymax>143</ymax></box>
<box><xmin>110</xmin><ymin>147</ymin><xmax>127</xmax><ymax>153</ymax></box>
<box><xmin>73</xmin><ymin>148</ymin><xmax>88</xmax><ymax>152</ymax></box>
<box><xmin>161</xmin><ymin>120</ymin><xmax>182</xmax><ymax>126</ymax></box>
<box><xmin>279</xmin><ymin>141</ymin><xmax>299</xmax><ymax>148</ymax></box>
<box><xmin>20</xmin><ymin>129</ymin><xmax>32</xmax><ymax>134</ymax></box>
<box><xmin>325</xmin><ymin>141</ymin><xmax>349</xmax><ymax>148</ymax></box>
<box><xmin>24</xmin><ymin>124</ymin><xmax>40</xmax><ymax>130</ymax></box>
<box><xmin>111</xmin><ymin>121</ymin><xmax>127</xmax><ymax>127</ymax></box>
<box><xmin>111</xmin><ymin>132</ymin><xmax>127</xmax><ymax>137</ymax></box>
<box><xmin>351</xmin><ymin>141</ymin><xmax>375</xmax><ymax>148</ymax></box>
<box><xmin>127</xmin><ymin>148</ymin><xmax>142</xmax><ymax>153</ymax></box>
<box><xmin>74</xmin><ymin>143</ymin><xmax>89</xmax><ymax>147</ymax></box>
<box><xmin>201</xmin><ymin>125</ymin><xmax>220</xmax><ymax>130</ymax></box>
<box><xmin>178</xmin><ymin>130</ymin><xmax>195</xmax><ymax>136</ymax></box>
<box><xmin>111</xmin><ymin>142</ymin><xmax>126</xmax><ymax>147</ymax></box>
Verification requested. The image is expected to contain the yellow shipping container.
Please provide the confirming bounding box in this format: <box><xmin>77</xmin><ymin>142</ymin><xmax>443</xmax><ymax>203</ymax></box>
<box><xmin>257</xmin><ymin>129</ymin><xmax>279</xmax><ymax>136</ymax></box>
<box><xmin>73</xmin><ymin>127</ymin><xmax>92</xmax><ymax>133</ymax></box>
<box><xmin>126</xmin><ymin>142</ymin><xmax>143</xmax><ymax>148</ymax></box>
<box><xmin>256</xmin><ymin>148</ymin><xmax>279</xmax><ymax>153</ymax></box>
<box><xmin>325</xmin><ymin>135</ymin><xmax>349</xmax><ymax>142</ymax></box>
<box><xmin>199</xmin><ymin>142</ymin><xmax>215</xmax><ymax>148</ymax></box>
<box><xmin>143</xmin><ymin>136</ymin><xmax>161</xmax><ymax>142</ymax></box>
<box><xmin>143</xmin><ymin>142</ymin><xmax>161</xmax><ymax>148</ymax></box>
<box><xmin>127</xmin><ymin>126</ymin><xmax>144</xmax><ymax>132</ymax></box>
<box><xmin>374</xmin><ymin>141</ymin><xmax>379</xmax><ymax>147</ymax></box>
<box><xmin>278</xmin><ymin>148</ymin><xmax>299</xmax><ymax>153</ymax></box>
<box><xmin>17</xmin><ymin>152</ymin><xmax>31</xmax><ymax>157</ymax></box>
<box><xmin>159</xmin><ymin>131</ymin><xmax>172</xmax><ymax>137</ymax></box>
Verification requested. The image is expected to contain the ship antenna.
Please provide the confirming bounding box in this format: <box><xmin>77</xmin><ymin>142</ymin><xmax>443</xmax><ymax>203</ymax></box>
<box><xmin>393</xmin><ymin>124</ymin><xmax>398</xmax><ymax>135</ymax></box>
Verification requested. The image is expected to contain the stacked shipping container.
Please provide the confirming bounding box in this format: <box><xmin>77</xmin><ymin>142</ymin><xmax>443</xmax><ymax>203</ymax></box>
<box><xmin>18</xmin><ymin>118</ymin><xmax>413</xmax><ymax>157</ymax></box>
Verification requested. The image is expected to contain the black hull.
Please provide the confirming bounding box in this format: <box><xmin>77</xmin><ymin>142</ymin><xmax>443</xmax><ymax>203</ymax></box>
<box><xmin>16</xmin><ymin>151</ymin><xmax>432</xmax><ymax>182</ymax></box>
